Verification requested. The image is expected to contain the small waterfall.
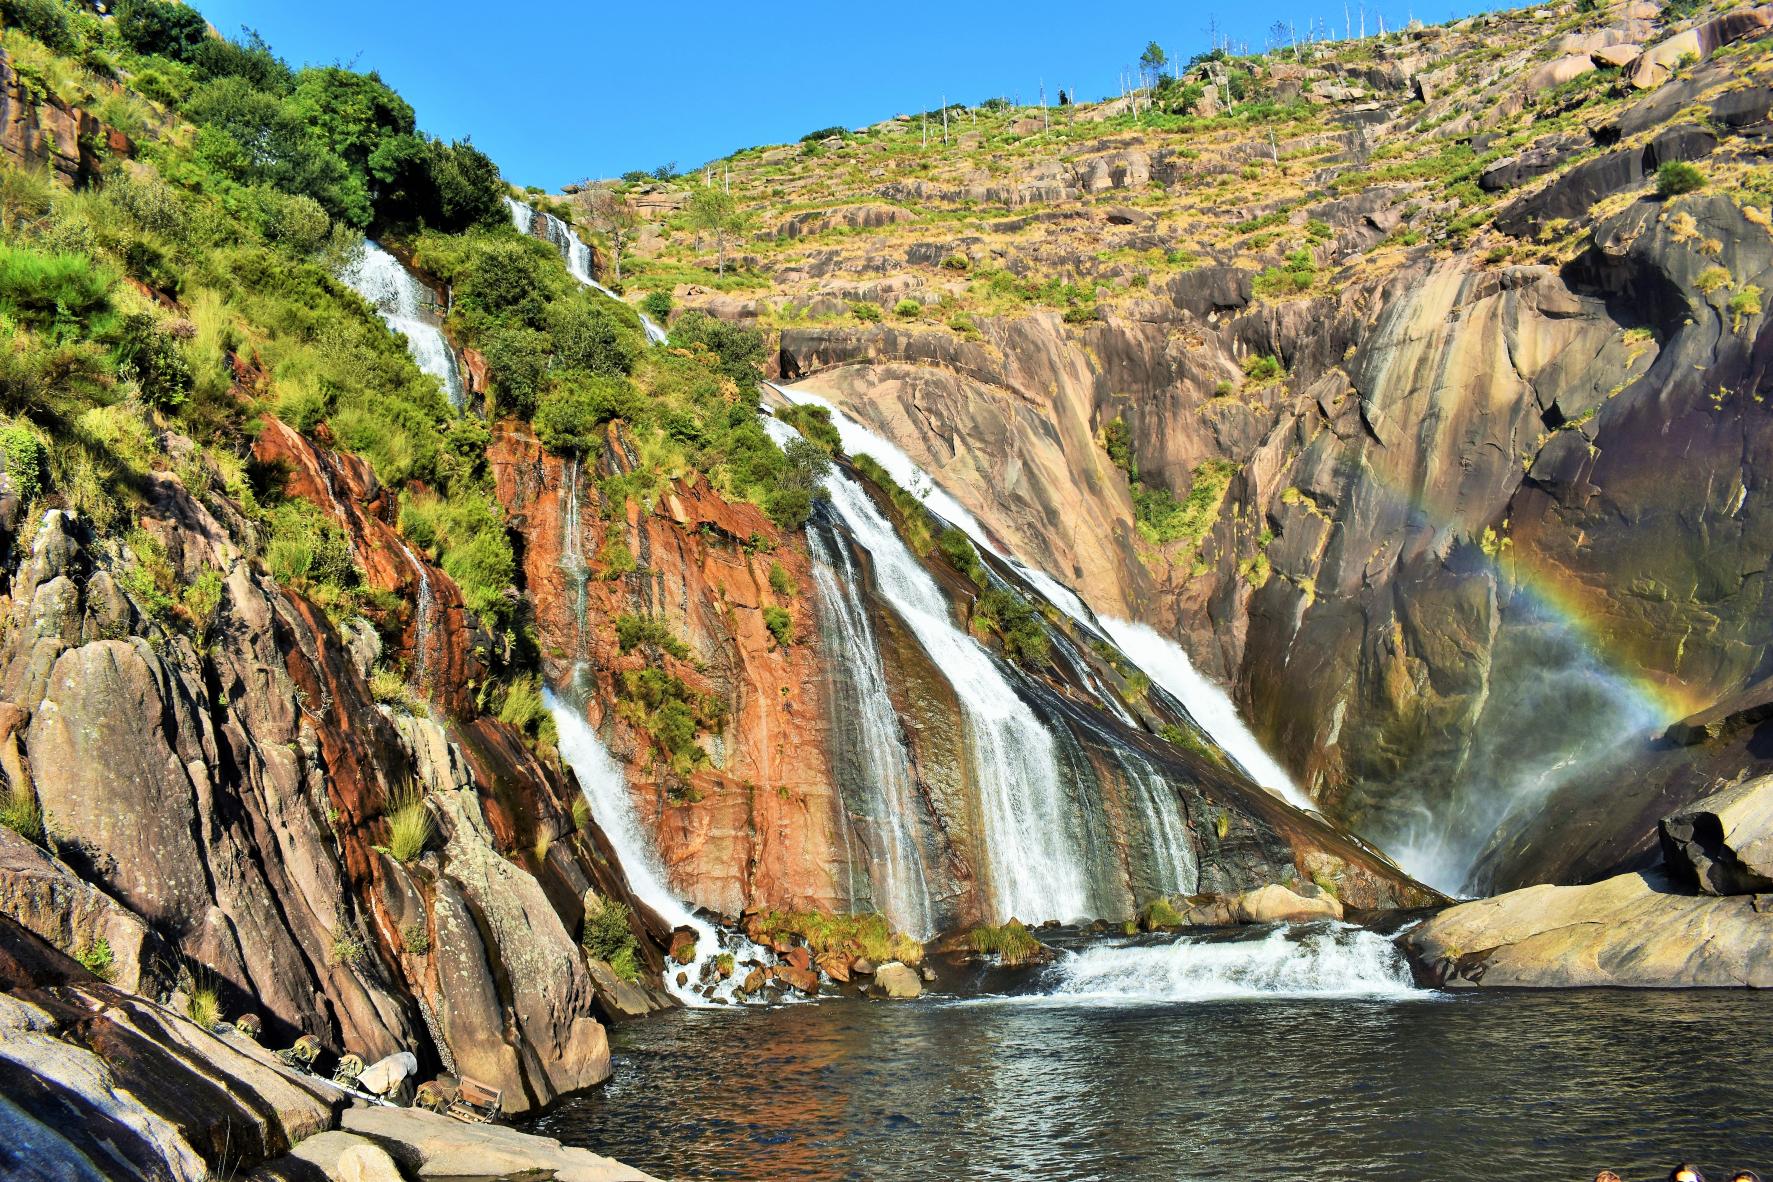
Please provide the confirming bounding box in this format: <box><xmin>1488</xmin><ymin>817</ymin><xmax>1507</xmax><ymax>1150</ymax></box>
<box><xmin>506</xmin><ymin>196</ymin><xmax>668</xmax><ymax>344</ymax></box>
<box><xmin>547</xmin><ymin>687</ymin><xmax>777</xmax><ymax>1007</ymax></box>
<box><xmin>1100</xmin><ymin>617</ymin><xmax>1311</xmax><ymax>812</ymax></box>
<box><xmin>340</xmin><ymin>240</ymin><xmax>464</xmax><ymax>408</ymax></box>
<box><xmin>1026</xmin><ymin>925</ymin><xmax>1421</xmax><ymax>1004</ymax></box>
<box><xmin>560</xmin><ymin>457</ymin><xmax>589</xmax><ymax>655</ymax></box>
<box><xmin>392</xmin><ymin>539</ymin><xmax>436</xmax><ymax>694</ymax></box>
<box><xmin>764</xmin><ymin>416</ymin><xmax>1094</xmax><ymax>923</ymax></box>
<box><xmin>1125</xmin><ymin>756</ymin><xmax>1200</xmax><ymax>897</ymax></box>
<box><xmin>807</xmin><ymin>522</ymin><xmax>938</xmax><ymax>939</ymax></box>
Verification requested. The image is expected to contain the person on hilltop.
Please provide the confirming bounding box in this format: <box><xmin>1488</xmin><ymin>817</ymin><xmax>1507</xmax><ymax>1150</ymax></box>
<box><xmin>1727</xmin><ymin>1172</ymin><xmax>1761</xmax><ymax>1182</ymax></box>
<box><xmin>1595</xmin><ymin>1171</ymin><xmax>1623</xmax><ymax>1182</ymax></box>
<box><xmin>1669</xmin><ymin>1166</ymin><xmax>1706</xmax><ymax>1182</ymax></box>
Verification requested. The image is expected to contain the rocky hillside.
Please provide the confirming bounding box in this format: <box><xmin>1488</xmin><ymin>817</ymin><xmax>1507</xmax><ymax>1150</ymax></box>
<box><xmin>596</xmin><ymin>0</ymin><xmax>1773</xmax><ymax>892</ymax></box>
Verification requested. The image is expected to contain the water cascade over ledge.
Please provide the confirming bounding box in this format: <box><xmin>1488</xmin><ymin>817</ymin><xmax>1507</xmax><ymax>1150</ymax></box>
<box><xmin>339</xmin><ymin>240</ymin><xmax>463</xmax><ymax>407</ymax></box>
<box><xmin>507</xmin><ymin>196</ymin><xmax>668</xmax><ymax>343</ymax></box>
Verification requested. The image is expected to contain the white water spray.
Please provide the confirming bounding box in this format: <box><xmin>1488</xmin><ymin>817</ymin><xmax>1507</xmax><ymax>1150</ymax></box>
<box><xmin>340</xmin><ymin>241</ymin><xmax>463</xmax><ymax>408</ymax></box>
<box><xmin>1029</xmin><ymin>925</ymin><xmax>1421</xmax><ymax>1004</ymax></box>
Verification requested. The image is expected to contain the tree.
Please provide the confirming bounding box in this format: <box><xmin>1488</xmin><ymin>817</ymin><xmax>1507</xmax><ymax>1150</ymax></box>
<box><xmin>577</xmin><ymin>186</ymin><xmax>638</xmax><ymax>282</ymax></box>
<box><xmin>1139</xmin><ymin>41</ymin><xmax>1168</xmax><ymax>89</ymax></box>
<box><xmin>686</xmin><ymin>184</ymin><xmax>751</xmax><ymax>278</ymax></box>
<box><xmin>115</xmin><ymin>0</ymin><xmax>209</xmax><ymax>61</ymax></box>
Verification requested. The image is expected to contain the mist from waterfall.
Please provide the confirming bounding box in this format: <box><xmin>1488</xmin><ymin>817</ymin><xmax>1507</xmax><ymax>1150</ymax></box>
<box><xmin>1379</xmin><ymin>601</ymin><xmax>1665</xmax><ymax>897</ymax></box>
<box><xmin>339</xmin><ymin>240</ymin><xmax>463</xmax><ymax>408</ymax></box>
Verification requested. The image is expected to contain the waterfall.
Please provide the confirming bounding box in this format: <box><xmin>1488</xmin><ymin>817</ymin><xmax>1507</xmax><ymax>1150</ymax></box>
<box><xmin>771</xmin><ymin>384</ymin><xmax>1307</xmax><ymax>813</ymax></box>
<box><xmin>1024</xmin><ymin>925</ymin><xmax>1421</xmax><ymax>1004</ymax></box>
<box><xmin>807</xmin><ymin>522</ymin><xmax>938</xmax><ymax>939</ymax></box>
<box><xmin>340</xmin><ymin>241</ymin><xmax>464</xmax><ymax>408</ymax></box>
<box><xmin>1100</xmin><ymin>617</ymin><xmax>1311</xmax><ymax>812</ymax></box>
<box><xmin>506</xmin><ymin>196</ymin><xmax>668</xmax><ymax>344</ymax></box>
<box><xmin>1125</xmin><ymin>756</ymin><xmax>1201</xmax><ymax>897</ymax></box>
<box><xmin>560</xmin><ymin>457</ymin><xmax>589</xmax><ymax>655</ymax></box>
<box><xmin>762</xmin><ymin>417</ymin><xmax>1094</xmax><ymax>923</ymax></box>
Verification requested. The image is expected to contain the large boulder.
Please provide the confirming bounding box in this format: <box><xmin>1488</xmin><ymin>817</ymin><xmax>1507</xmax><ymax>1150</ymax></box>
<box><xmin>0</xmin><ymin>827</ymin><xmax>163</xmax><ymax>994</ymax></box>
<box><xmin>1230</xmin><ymin>883</ymin><xmax>1344</xmax><ymax>924</ymax></box>
<box><xmin>1402</xmin><ymin>871</ymin><xmax>1773</xmax><ymax>988</ymax></box>
<box><xmin>340</xmin><ymin>1106</ymin><xmax>659</xmax><ymax>1181</ymax></box>
<box><xmin>1660</xmin><ymin>778</ymin><xmax>1773</xmax><ymax>895</ymax></box>
<box><xmin>872</xmin><ymin>960</ymin><xmax>922</xmax><ymax>999</ymax></box>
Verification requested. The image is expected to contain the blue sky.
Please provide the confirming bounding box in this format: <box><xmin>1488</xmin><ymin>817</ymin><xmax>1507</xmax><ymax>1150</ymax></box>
<box><xmin>198</xmin><ymin>0</ymin><xmax>1521</xmax><ymax>190</ymax></box>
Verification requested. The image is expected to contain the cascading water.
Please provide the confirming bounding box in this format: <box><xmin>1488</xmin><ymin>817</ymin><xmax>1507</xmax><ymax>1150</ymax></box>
<box><xmin>1024</xmin><ymin>925</ymin><xmax>1422</xmax><ymax>1004</ymax></box>
<box><xmin>340</xmin><ymin>241</ymin><xmax>464</xmax><ymax>408</ymax></box>
<box><xmin>807</xmin><ymin>522</ymin><xmax>940</xmax><ymax>939</ymax></box>
<box><xmin>1100</xmin><ymin>616</ymin><xmax>1311</xmax><ymax>812</ymax></box>
<box><xmin>559</xmin><ymin>457</ymin><xmax>589</xmax><ymax>656</ymax></box>
<box><xmin>547</xmin><ymin>686</ymin><xmax>777</xmax><ymax>1006</ymax></box>
<box><xmin>771</xmin><ymin>384</ymin><xmax>1308</xmax><ymax>814</ymax></box>
<box><xmin>764</xmin><ymin>416</ymin><xmax>1095</xmax><ymax>923</ymax></box>
<box><xmin>506</xmin><ymin>196</ymin><xmax>668</xmax><ymax>344</ymax></box>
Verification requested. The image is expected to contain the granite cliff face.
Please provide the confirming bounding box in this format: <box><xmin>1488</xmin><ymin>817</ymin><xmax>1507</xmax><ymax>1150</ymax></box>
<box><xmin>708</xmin><ymin>9</ymin><xmax>1773</xmax><ymax>892</ymax></box>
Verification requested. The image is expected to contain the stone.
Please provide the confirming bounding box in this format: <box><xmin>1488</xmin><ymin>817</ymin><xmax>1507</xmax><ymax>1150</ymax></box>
<box><xmin>0</xmin><ymin>827</ymin><xmax>162</xmax><ymax>994</ymax></box>
<box><xmin>1660</xmin><ymin>778</ymin><xmax>1773</xmax><ymax>896</ymax></box>
<box><xmin>1403</xmin><ymin>871</ymin><xmax>1773</xmax><ymax>988</ymax></box>
<box><xmin>1523</xmin><ymin>54</ymin><xmax>1594</xmax><ymax>93</ymax></box>
<box><xmin>873</xmin><ymin>961</ymin><xmax>922</xmax><ymax>999</ymax></box>
<box><xmin>1592</xmin><ymin>43</ymin><xmax>1642</xmax><ymax>68</ymax></box>
<box><xmin>785</xmin><ymin>945</ymin><xmax>813</xmax><ymax>972</ymax></box>
<box><xmin>341</xmin><ymin>1104</ymin><xmax>661</xmax><ymax>1181</ymax></box>
<box><xmin>815</xmin><ymin>952</ymin><xmax>851</xmax><ymax>983</ymax></box>
<box><xmin>1230</xmin><ymin>884</ymin><xmax>1344</xmax><ymax>924</ymax></box>
<box><xmin>850</xmin><ymin>957</ymin><xmax>876</xmax><ymax>976</ymax></box>
<box><xmin>774</xmin><ymin>964</ymin><xmax>819</xmax><ymax>994</ymax></box>
<box><xmin>279</xmin><ymin>1131</ymin><xmax>403</xmax><ymax>1182</ymax></box>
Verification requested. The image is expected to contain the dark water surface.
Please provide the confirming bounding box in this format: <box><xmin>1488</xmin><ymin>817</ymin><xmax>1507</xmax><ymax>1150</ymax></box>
<box><xmin>534</xmin><ymin>984</ymin><xmax>1773</xmax><ymax>1182</ymax></box>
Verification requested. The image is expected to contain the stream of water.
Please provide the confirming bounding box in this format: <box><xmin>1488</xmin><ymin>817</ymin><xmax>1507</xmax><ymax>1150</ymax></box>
<box><xmin>339</xmin><ymin>240</ymin><xmax>463</xmax><ymax>408</ymax></box>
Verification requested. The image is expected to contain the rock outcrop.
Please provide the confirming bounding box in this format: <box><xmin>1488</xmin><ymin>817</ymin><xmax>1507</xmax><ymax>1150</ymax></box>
<box><xmin>1402</xmin><ymin>871</ymin><xmax>1773</xmax><ymax>988</ymax></box>
<box><xmin>1660</xmin><ymin>778</ymin><xmax>1773</xmax><ymax>896</ymax></box>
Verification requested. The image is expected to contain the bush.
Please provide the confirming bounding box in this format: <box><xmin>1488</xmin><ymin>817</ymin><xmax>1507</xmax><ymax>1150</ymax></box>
<box><xmin>775</xmin><ymin>402</ymin><xmax>842</xmax><ymax>454</ymax></box>
<box><xmin>893</xmin><ymin>298</ymin><xmax>922</xmax><ymax>318</ymax></box>
<box><xmin>383</xmin><ymin>786</ymin><xmax>433</xmax><ymax>863</ymax></box>
<box><xmin>937</xmin><ymin>527</ymin><xmax>984</xmax><ymax>586</ymax></box>
<box><xmin>1133</xmin><ymin>459</ymin><xmax>1237</xmax><ymax>547</ymax></box>
<box><xmin>186</xmin><ymin>983</ymin><xmax>222</xmax><ymax>1030</ymax></box>
<box><xmin>615</xmin><ymin>612</ymin><xmax>691</xmax><ymax>659</ymax></box>
<box><xmin>974</xmin><ymin>588</ymin><xmax>1049</xmax><ymax>667</ymax></box>
<box><xmin>113</xmin><ymin>313</ymin><xmax>194</xmax><ymax>409</ymax></box>
<box><xmin>850</xmin><ymin>301</ymin><xmax>881</xmax><ymax>322</ymax></box>
<box><xmin>396</xmin><ymin>490</ymin><xmax>515</xmax><ymax>627</ymax></box>
<box><xmin>1242</xmin><ymin>353</ymin><xmax>1285</xmax><ymax>383</ymax></box>
<box><xmin>549</xmin><ymin>296</ymin><xmax>640</xmax><ymax>376</ymax></box>
<box><xmin>768</xmin><ymin>560</ymin><xmax>795</xmax><ymax>597</ymax></box>
<box><xmin>582</xmin><ymin>895</ymin><xmax>641</xmax><ymax>981</ymax></box>
<box><xmin>968</xmin><ymin>920</ymin><xmax>1042</xmax><ymax>964</ymax></box>
<box><xmin>763</xmin><ymin>604</ymin><xmax>793</xmax><ymax>647</ymax></box>
<box><xmin>0</xmin><ymin>0</ymin><xmax>74</xmax><ymax>52</ymax></box>
<box><xmin>0</xmin><ymin>783</ymin><xmax>42</xmax><ymax>844</ymax></box>
<box><xmin>534</xmin><ymin>376</ymin><xmax>640</xmax><ymax>453</ymax></box>
<box><xmin>666</xmin><ymin>311</ymin><xmax>766</xmax><ymax>389</ymax></box>
<box><xmin>0</xmin><ymin>246</ymin><xmax>115</xmax><ymax>341</ymax></box>
<box><xmin>1656</xmin><ymin>161</ymin><xmax>1705</xmax><ymax>198</ymax></box>
<box><xmin>116</xmin><ymin>0</ymin><xmax>209</xmax><ymax>61</ymax></box>
<box><xmin>640</xmin><ymin>290</ymin><xmax>672</xmax><ymax>322</ymax></box>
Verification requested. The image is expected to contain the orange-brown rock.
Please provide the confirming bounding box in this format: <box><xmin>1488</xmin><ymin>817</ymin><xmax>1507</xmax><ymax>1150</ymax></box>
<box><xmin>489</xmin><ymin>421</ymin><xmax>857</xmax><ymax>919</ymax></box>
<box><xmin>0</xmin><ymin>48</ymin><xmax>132</xmax><ymax>188</ymax></box>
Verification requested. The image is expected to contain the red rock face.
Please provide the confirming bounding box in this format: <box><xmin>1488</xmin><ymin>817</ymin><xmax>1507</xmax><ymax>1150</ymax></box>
<box><xmin>490</xmin><ymin>422</ymin><xmax>857</xmax><ymax>919</ymax></box>
<box><xmin>253</xmin><ymin>419</ymin><xmax>481</xmax><ymax>718</ymax></box>
<box><xmin>0</xmin><ymin>49</ymin><xmax>131</xmax><ymax>188</ymax></box>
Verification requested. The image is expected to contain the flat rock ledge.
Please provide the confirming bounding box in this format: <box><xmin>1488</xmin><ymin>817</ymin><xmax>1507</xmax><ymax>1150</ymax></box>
<box><xmin>1401</xmin><ymin>871</ymin><xmax>1773</xmax><ymax>988</ymax></box>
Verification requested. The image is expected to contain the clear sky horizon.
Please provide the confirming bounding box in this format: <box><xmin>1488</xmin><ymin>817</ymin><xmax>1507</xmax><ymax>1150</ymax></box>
<box><xmin>197</xmin><ymin>0</ymin><xmax>1524</xmax><ymax>191</ymax></box>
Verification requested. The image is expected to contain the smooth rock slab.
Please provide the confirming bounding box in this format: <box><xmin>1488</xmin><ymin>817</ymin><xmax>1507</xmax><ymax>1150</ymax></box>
<box><xmin>1660</xmin><ymin>777</ymin><xmax>1773</xmax><ymax>895</ymax></box>
<box><xmin>873</xmin><ymin>961</ymin><xmax>922</xmax><ymax>999</ymax></box>
<box><xmin>1403</xmin><ymin>871</ymin><xmax>1773</xmax><ymax>988</ymax></box>
<box><xmin>341</xmin><ymin>1105</ymin><xmax>661</xmax><ymax>1181</ymax></box>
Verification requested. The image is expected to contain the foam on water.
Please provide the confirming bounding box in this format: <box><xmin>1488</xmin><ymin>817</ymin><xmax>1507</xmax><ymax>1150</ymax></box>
<box><xmin>1024</xmin><ymin>925</ymin><xmax>1423</xmax><ymax>1005</ymax></box>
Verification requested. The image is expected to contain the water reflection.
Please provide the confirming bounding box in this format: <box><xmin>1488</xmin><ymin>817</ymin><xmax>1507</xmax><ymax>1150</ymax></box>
<box><xmin>534</xmin><ymin>988</ymin><xmax>1773</xmax><ymax>1182</ymax></box>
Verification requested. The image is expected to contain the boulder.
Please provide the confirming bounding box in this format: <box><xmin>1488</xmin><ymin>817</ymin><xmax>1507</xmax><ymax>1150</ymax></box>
<box><xmin>873</xmin><ymin>960</ymin><xmax>922</xmax><ymax>999</ymax></box>
<box><xmin>0</xmin><ymin>827</ymin><xmax>162</xmax><ymax>994</ymax></box>
<box><xmin>1660</xmin><ymin>778</ymin><xmax>1773</xmax><ymax>895</ymax></box>
<box><xmin>341</xmin><ymin>1106</ymin><xmax>659</xmax><ymax>1181</ymax></box>
<box><xmin>772</xmin><ymin>963</ymin><xmax>819</xmax><ymax>994</ymax></box>
<box><xmin>1523</xmin><ymin>54</ymin><xmax>1595</xmax><ymax>93</ymax></box>
<box><xmin>1402</xmin><ymin>871</ymin><xmax>1773</xmax><ymax>988</ymax></box>
<box><xmin>270</xmin><ymin>1131</ymin><xmax>403</xmax><ymax>1182</ymax></box>
<box><xmin>1230</xmin><ymin>884</ymin><xmax>1344</xmax><ymax>924</ymax></box>
<box><xmin>1592</xmin><ymin>43</ymin><xmax>1642</xmax><ymax>68</ymax></box>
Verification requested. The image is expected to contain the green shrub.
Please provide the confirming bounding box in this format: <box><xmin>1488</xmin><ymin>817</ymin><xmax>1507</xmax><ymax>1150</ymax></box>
<box><xmin>0</xmin><ymin>246</ymin><xmax>115</xmax><ymax>342</ymax></box>
<box><xmin>753</xmin><ymin>910</ymin><xmax>921</xmax><ymax>964</ymax></box>
<box><xmin>641</xmin><ymin>290</ymin><xmax>672</xmax><ymax>322</ymax></box>
<box><xmin>582</xmin><ymin>894</ymin><xmax>641</xmax><ymax>978</ymax></box>
<box><xmin>799</xmin><ymin>125</ymin><xmax>850</xmax><ymax>143</ymax></box>
<box><xmin>768</xmin><ymin>560</ymin><xmax>795</xmax><ymax>598</ymax></box>
<box><xmin>763</xmin><ymin>604</ymin><xmax>793</xmax><ymax>647</ymax></box>
<box><xmin>666</xmin><ymin>311</ymin><xmax>766</xmax><ymax>389</ymax></box>
<box><xmin>775</xmin><ymin>403</ymin><xmax>842</xmax><ymax>454</ymax></box>
<box><xmin>968</xmin><ymin>920</ymin><xmax>1042</xmax><ymax>965</ymax></box>
<box><xmin>1656</xmin><ymin>161</ymin><xmax>1705</xmax><ymax>198</ymax></box>
<box><xmin>1062</xmin><ymin>304</ymin><xmax>1098</xmax><ymax>324</ymax></box>
<box><xmin>893</xmin><ymin>298</ymin><xmax>922</xmax><ymax>318</ymax></box>
<box><xmin>75</xmin><ymin>937</ymin><xmax>114</xmax><ymax>979</ymax></box>
<box><xmin>1729</xmin><ymin>284</ymin><xmax>1763</xmax><ymax>331</ymax></box>
<box><xmin>382</xmin><ymin>786</ymin><xmax>433</xmax><ymax>863</ymax></box>
<box><xmin>400</xmin><ymin>922</ymin><xmax>431</xmax><ymax>955</ymax></box>
<box><xmin>0</xmin><ymin>784</ymin><xmax>42</xmax><ymax>844</ymax></box>
<box><xmin>534</xmin><ymin>376</ymin><xmax>640</xmax><ymax>453</ymax></box>
<box><xmin>615</xmin><ymin>612</ymin><xmax>692</xmax><ymax>659</ymax></box>
<box><xmin>974</xmin><ymin>588</ymin><xmax>1049</xmax><ymax>666</ymax></box>
<box><xmin>937</xmin><ymin>527</ymin><xmax>984</xmax><ymax>586</ymax></box>
<box><xmin>186</xmin><ymin>983</ymin><xmax>222</xmax><ymax>1029</ymax></box>
<box><xmin>1242</xmin><ymin>354</ymin><xmax>1285</xmax><ymax>383</ymax></box>
<box><xmin>0</xmin><ymin>422</ymin><xmax>44</xmax><ymax>505</ymax></box>
<box><xmin>1252</xmin><ymin>249</ymin><xmax>1317</xmax><ymax>298</ymax></box>
<box><xmin>1133</xmin><ymin>459</ymin><xmax>1237</xmax><ymax>547</ymax></box>
<box><xmin>397</xmin><ymin>490</ymin><xmax>515</xmax><ymax>628</ymax></box>
<box><xmin>116</xmin><ymin>0</ymin><xmax>209</xmax><ymax>61</ymax></box>
<box><xmin>850</xmin><ymin>301</ymin><xmax>882</xmax><ymax>322</ymax></box>
<box><xmin>1695</xmin><ymin>266</ymin><xmax>1732</xmax><ymax>296</ymax></box>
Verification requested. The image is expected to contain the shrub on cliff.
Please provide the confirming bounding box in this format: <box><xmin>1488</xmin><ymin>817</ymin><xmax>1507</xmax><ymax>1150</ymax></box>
<box><xmin>535</xmin><ymin>376</ymin><xmax>641</xmax><ymax>454</ymax></box>
<box><xmin>1656</xmin><ymin>161</ymin><xmax>1705</xmax><ymax>199</ymax></box>
<box><xmin>763</xmin><ymin>604</ymin><xmax>793</xmax><ymax>647</ymax></box>
<box><xmin>666</xmin><ymin>310</ymin><xmax>766</xmax><ymax>389</ymax></box>
<box><xmin>582</xmin><ymin>896</ymin><xmax>641</xmax><ymax>982</ymax></box>
<box><xmin>115</xmin><ymin>0</ymin><xmax>209</xmax><ymax>61</ymax></box>
<box><xmin>937</xmin><ymin>527</ymin><xmax>984</xmax><ymax>587</ymax></box>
